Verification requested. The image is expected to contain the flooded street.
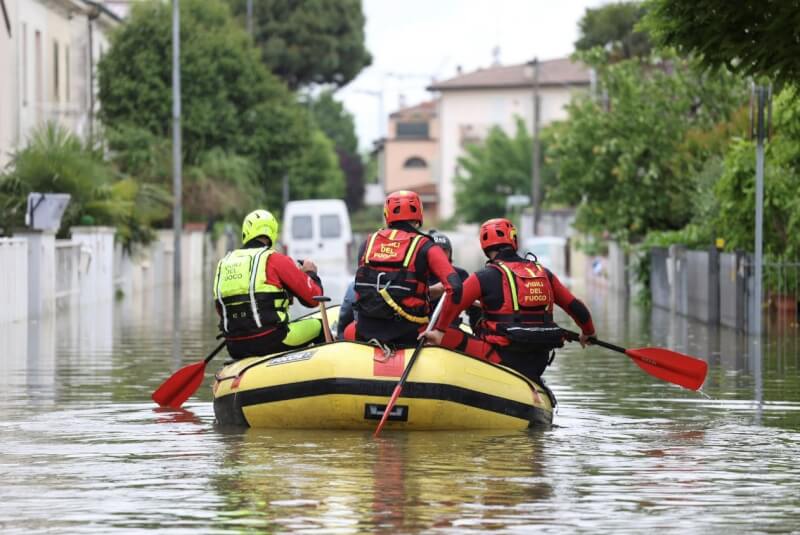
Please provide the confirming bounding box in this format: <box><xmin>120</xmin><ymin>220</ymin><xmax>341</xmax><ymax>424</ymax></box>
<box><xmin>1</xmin><ymin>276</ymin><xmax>799</xmax><ymax>533</ymax></box>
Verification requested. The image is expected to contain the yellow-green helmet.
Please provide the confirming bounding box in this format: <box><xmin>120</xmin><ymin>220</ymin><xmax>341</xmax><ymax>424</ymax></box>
<box><xmin>241</xmin><ymin>209</ymin><xmax>279</xmax><ymax>246</ymax></box>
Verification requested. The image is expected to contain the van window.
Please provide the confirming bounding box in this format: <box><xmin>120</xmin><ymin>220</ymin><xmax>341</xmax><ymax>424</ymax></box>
<box><xmin>320</xmin><ymin>214</ymin><xmax>341</xmax><ymax>238</ymax></box>
<box><xmin>291</xmin><ymin>215</ymin><xmax>313</xmax><ymax>239</ymax></box>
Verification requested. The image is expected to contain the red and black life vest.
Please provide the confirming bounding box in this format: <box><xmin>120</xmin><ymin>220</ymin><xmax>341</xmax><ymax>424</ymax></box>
<box><xmin>481</xmin><ymin>259</ymin><xmax>563</xmax><ymax>349</ymax></box>
<box><xmin>354</xmin><ymin>228</ymin><xmax>430</xmax><ymax>323</ymax></box>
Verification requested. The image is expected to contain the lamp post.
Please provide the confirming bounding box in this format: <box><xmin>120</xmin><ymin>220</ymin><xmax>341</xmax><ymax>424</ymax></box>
<box><xmin>172</xmin><ymin>0</ymin><xmax>182</xmax><ymax>360</ymax></box>
<box><xmin>526</xmin><ymin>57</ymin><xmax>541</xmax><ymax>236</ymax></box>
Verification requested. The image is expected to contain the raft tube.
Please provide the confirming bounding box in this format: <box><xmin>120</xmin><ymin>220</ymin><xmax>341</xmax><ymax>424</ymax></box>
<box><xmin>213</xmin><ymin>341</ymin><xmax>554</xmax><ymax>430</ymax></box>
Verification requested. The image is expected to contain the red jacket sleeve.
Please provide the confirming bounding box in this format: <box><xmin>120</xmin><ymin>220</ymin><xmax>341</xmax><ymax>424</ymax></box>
<box><xmin>550</xmin><ymin>270</ymin><xmax>595</xmax><ymax>335</ymax></box>
<box><xmin>266</xmin><ymin>253</ymin><xmax>323</xmax><ymax>308</ymax></box>
<box><xmin>427</xmin><ymin>244</ymin><xmax>460</xmax><ymax>301</ymax></box>
<box><xmin>435</xmin><ymin>273</ymin><xmax>482</xmax><ymax>331</ymax></box>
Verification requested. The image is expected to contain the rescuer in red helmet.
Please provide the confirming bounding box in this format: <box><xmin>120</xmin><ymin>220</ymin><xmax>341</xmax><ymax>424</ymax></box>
<box><xmin>343</xmin><ymin>190</ymin><xmax>462</xmax><ymax>346</ymax></box>
<box><xmin>422</xmin><ymin>218</ymin><xmax>595</xmax><ymax>381</ymax></box>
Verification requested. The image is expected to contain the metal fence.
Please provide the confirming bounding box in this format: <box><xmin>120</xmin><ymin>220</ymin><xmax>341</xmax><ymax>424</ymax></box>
<box><xmin>762</xmin><ymin>260</ymin><xmax>800</xmax><ymax>340</ymax></box>
<box><xmin>55</xmin><ymin>240</ymin><xmax>81</xmax><ymax>307</ymax></box>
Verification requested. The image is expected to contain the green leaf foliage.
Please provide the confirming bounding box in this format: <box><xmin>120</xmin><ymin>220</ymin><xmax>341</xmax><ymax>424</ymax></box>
<box><xmin>644</xmin><ymin>0</ymin><xmax>800</xmax><ymax>86</ymax></box>
<box><xmin>98</xmin><ymin>0</ymin><xmax>343</xmax><ymax>215</ymax></box>
<box><xmin>306</xmin><ymin>90</ymin><xmax>364</xmax><ymax>209</ymax></box>
<box><xmin>546</xmin><ymin>51</ymin><xmax>746</xmax><ymax>242</ymax></box>
<box><xmin>0</xmin><ymin>123</ymin><xmax>171</xmax><ymax>246</ymax></box>
<box><xmin>454</xmin><ymin>117</ymin><xmax>557</xmax><ymax>224</ymax></box>
<box><xmin>575</xmin><ymin>1</ymin><xmax>652</xmax><ymax>60</ymax></box>
<box><xmin>226</xmin><ymin>0</ymin><xmax>372</xmax><ymax>90</ymax></box>
<box><xmin>714</xmin><ymin>87</ymin><xmax>800</xmax><ymax>259</ymax></box>
<box><xmin>288</xmin><ymin>128</ymin><xmax>345</xmax><ymax>200</ymax></box>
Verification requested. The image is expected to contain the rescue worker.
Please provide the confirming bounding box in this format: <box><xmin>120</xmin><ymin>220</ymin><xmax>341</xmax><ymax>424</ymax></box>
<box><xmin>343</xmin><ymin>190</ymin><xmax>462</xmax><ymax>347</ymax></box>
<box><xmin>427</xmin><ymin>229</ymin><xmax>480</xmax><ymax>330</ymax></box>
<box><xmin>213</xmin><ymin>209</ymin><xmax>326</xmax><ymax>359</ymax></box>
<box><xmin>423</xmin><ymin>218</ymin><xmax>595</xmax><ymax>381</ymax></box>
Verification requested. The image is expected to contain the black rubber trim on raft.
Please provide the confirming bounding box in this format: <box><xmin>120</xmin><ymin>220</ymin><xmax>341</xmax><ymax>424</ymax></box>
<box><xmin>213</xmin><ymin>378</ymin><xmax>552</xmax><ymax>428</ymax></box>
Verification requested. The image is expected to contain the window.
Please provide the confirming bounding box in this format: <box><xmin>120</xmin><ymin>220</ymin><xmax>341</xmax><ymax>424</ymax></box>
<box><xmin>291</xmin><ymin>215</ymin><xmax>313</xmax><ymax>240</ymax></box>
<box><xmin>22</xmin><ymin>24</ymin><xmax>27</xmax><ymax>105</ymax></box>
<box><xmin>396</xmin><ymin>121</ymin><xmax>429</xmax><ymax>139</ymax></box>
<box><xmin>65</xmin><ymin>45</ymin><xmax>70</xmax><ymax>103</ymax></box>
<box><xmin>53</xmin><ymin>41</ymin><xmax>59</xmax><ymax>101</ymax></box>
<box><xmin>403</xmin><ymin>157</ymin><xmax>427</xmax><ymax>169</ymax></box>
<box><xmin>35</xmin><ymin>31</ymin><xmax>42</xmax><ymax>113</ymax></box>
<box><xmin>320</xmin><ymin>215</ymin><xmax>341</xmax><ymax>238</ymax></box>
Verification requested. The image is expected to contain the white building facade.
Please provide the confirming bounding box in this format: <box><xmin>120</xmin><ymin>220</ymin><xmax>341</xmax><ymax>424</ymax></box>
<box><xmin>0</xmin><ymin>0</ymin><xmax>119</xmax><ymax>167</ymax></box>
<box><xmin>428</xmin><ymin>58</ymin><xmax>591</xmax><ymax>219</ymax></box>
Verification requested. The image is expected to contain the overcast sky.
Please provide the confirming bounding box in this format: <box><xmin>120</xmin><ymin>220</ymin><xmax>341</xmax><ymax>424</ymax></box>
<box><xmin>338</xmin><ymin>0</ymin><xmax>611</xmax><ymax>150</ymax></box>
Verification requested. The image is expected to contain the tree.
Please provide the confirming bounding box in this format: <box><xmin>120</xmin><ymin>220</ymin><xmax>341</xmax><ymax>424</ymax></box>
<box><xmin>288</xmin><ymin>129</ymin><xmax>345</xmax><ymax>200</ymax></box>
<box><xmin>307</xmin><ymin>90</ymin><xmax>363</xmax><ymax>209</ymax></box>
<box><xmin>575</xmin><ymin>1</ymin><xmax>651</xmax><ymax>60</ymax></box>
<box><xmin>644</xmin><ymin>0</ymin><xmax>800</xmax><ymax>85</ymax></box>
<box><xmin>546</xmin><ymin>51</ymin><xmax>745</xmax><ymax>242</ymax></box>
<box><xmin>98</xmin><ymin>0</ymin><xmax>343</xmax><ymax>213</ymax></box>
<box><xmin>99</xmin><ymin>0</ymin><xmax>306</xmax><ymax>164</ymax></box>
<box><xmin>226</xmin><ymin>0</ymin><xmax>372</xmax><ymax>90</ymax></box>
<box><xmin>454</xmin><ymin>118</ymin><xmax>556</xmax><ymax>224</ymax></box>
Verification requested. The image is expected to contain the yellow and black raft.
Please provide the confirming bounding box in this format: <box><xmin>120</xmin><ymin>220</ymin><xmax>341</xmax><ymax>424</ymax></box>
<box><xmin>212</xmin><ymin>340</ymin><xmax>554</xmax><ymax>430</ymax></box>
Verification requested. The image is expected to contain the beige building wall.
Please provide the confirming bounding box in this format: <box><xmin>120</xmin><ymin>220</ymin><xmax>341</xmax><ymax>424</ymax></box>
<box><xmin>0</xmin><ymin>0</ymin><xmax>19</xmax><ymax>167</ymax></box>
<box><xmin>0</xmin><ymin>0</ymin><xmax>118</xmax><ymax>167</ymax></box>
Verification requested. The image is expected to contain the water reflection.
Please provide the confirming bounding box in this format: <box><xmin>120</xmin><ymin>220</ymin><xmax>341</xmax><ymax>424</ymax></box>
<box><xmin>0</xmin><ymin>277</ymin><xmax>799</xmax><ymax>532</ymax></box>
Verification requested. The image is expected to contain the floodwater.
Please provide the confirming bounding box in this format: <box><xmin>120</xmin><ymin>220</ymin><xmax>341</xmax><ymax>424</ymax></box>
<box><xmin>1</xmin><ymin>274</ymin><xmax>799</xmax><ymax>533</ymax></box>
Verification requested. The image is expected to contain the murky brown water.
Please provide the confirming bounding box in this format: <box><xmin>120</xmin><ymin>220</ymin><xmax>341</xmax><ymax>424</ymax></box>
<box><xmin>1</xmin><ymin>277</ymin><xmax>799</xmax><ymax>533</ymax></box>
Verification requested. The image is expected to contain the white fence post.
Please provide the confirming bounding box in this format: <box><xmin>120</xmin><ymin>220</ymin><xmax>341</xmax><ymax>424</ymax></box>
<box><xmin>55</xmin><ymin>240</ymin><xmax>81</xmax><ymax>308</ymax></box>
<box><xmin>70</xmin><ymin>226</ymin><xmax>116</xmax><ymax>306</ymax></box>
<box><xmin>15</xmin><ymin>230</ymin><xmax>56</xmax><ymax>319</ymax></box>
<box><xmin>0</xmin><ymin>238</ymin><xmax>29</xmax><ymax>323</ymax></box>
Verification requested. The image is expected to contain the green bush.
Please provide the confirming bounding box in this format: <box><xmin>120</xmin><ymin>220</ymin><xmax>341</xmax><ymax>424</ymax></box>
<box><xmin>0</xmin><ymin>123</ymin><xmax>171</xmax><ymax>246</ymax></box>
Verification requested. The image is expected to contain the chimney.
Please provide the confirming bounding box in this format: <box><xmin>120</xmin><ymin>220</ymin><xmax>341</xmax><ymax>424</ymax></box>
<box><xmin>456</xmin><ymin>65</ymin><xmax>463</xmax><ymax>75</ymax></box>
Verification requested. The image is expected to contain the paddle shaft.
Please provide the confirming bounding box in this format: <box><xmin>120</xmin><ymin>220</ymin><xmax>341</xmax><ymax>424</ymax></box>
<box><xmin>205</xmin><ymin>340</ymin><xmax>227</xmax><ymax>363</ymax></box>
<box><xmin>563</xmin><ymin>329</ymin><xmax>707</xmax><ymax>390</ymax></box>
<box><xmin>374</xmin><ymin>297</ymin><xmax>446</xmax><ymax>437</ymax></box>
<box><xmin>319</xmin><ymin>303</ymin><xmax>333</xmax><ymax>342</ymax></box>
<box><xmin>564</xmin><ymin>330</ymin><xmax>625</xmax><ymax>353</ymax></box>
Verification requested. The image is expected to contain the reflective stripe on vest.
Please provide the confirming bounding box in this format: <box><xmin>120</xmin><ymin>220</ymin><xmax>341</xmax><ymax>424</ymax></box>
<box><xmin>364</xmin><ymin>231</ymin><xmax>424</xmax><ymax>268</ymax></box>
<box><xmin>213</xmin><ymin>247</ymin><xmax>288</xmax><ymax>333</ymax></box>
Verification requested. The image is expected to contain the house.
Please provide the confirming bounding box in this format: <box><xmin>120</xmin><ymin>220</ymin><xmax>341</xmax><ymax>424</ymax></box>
<box><xmin>0</xmin><ymin>0</ymin><xmax>121</xmax><ymax>167</ymax></box>
<box><xmin>380</xmin><ymin>99</ymin><xmax>441</xmax><ymax>222</ymax></box>
<box><xmin>428</xmin><ymin>57</ymin><xmax>592</xmax><ymax>219</ymax></box>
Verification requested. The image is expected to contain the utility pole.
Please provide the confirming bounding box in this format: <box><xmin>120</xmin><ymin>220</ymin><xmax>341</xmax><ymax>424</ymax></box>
<box><xmin>752</xmin><ymin>84</ymin><xmax>769</xmax><ymax>337</ymax></box>
<box><xmin>246</xmin><ymin>0</ymin><xmax>253</xmax><ymax>37</ymax></box>
<box><xmin>87</xmin><ymin>7</ymin><xmax>100</xmax><ymax>142</ymax></box>
<box><xmin>529</xmin><ymin>57</ymin><xmax>541</xmax><ymax>235</ymax></box>
<box><xmin>172</xmin><ymin>0</ymin><xmax>182</xmax><ymax>358</ymax></box>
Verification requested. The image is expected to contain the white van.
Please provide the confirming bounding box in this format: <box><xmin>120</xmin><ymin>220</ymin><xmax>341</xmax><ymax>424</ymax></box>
<box><xmin>281</xmin><ymin>199</ymin><xmax>353</xmax><ymax>277</ymax></box>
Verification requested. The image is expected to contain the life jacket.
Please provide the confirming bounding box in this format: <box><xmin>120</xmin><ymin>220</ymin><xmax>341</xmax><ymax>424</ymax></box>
<box><xmin>480</xmin><ymin>259</ymin><xmax>564</xmax><ymax>350</ymax></box>
<box><xmin>354</xmin><ymin>228</ymin><xmax>430</xmax><ymax>324</ymax></box>
<box><xmin>212</xmin><ymin>247</ymin><xmax>289</xmax><ymax>339</ymax></box>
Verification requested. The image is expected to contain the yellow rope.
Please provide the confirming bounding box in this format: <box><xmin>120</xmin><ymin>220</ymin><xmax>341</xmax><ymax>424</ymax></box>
<box><xmin>378</xmin><ymin>288</ymin><xmax>429</xmax><ymax>324</ymax></box>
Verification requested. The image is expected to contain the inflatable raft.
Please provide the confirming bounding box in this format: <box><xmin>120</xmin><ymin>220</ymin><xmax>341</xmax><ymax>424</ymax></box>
<box><xmin>212</xmin><ymin>341</ymin><xmax>554</xmax><ymax>430</ymax></box>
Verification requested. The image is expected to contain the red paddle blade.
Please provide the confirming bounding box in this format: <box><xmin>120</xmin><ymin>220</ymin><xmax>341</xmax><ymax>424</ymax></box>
<box><xmin>625</xmin><ymin>347</ymin><xmax>708</xmax><ymax>391</ymax></box>
<box><xmin>151</xmin><ymin>361</ymin><xmax>208</xmax><ymax>408</ymax></box>
<box><xmin>374</xmin><ymin>384</ymin><xmax>403</xmax><ymax>437</ymax></box>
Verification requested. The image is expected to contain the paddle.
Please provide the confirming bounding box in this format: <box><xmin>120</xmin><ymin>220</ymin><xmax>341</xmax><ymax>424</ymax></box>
<box><xmin>374</xmin><ymin>297</ymin><xmax>446</xmax><ymax>437</ymax></box>
<box><xmin>564</xmin><ymin>330</ymin><xmax>708</xmax><ymax>391</ymax></box>
<box><xmin>314</xmin><ymin>296</ymin><xmax>333</xmax><ymax>342</ymax></box>
<box><xmin>151</xmin><ymin>340</ymin><xmax>226</xmax><ymax>408</ymax></box>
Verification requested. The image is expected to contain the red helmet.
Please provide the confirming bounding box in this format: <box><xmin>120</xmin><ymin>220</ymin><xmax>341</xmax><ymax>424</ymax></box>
<box><xmin>480</xmin><ymin>218</ymin><xmax>518</xmax><ymax>251</ymax></box>
<box><xmin>384</xmin><ymin>190</ymin><xmax>423</xmax><ymax>225</ymax></box>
